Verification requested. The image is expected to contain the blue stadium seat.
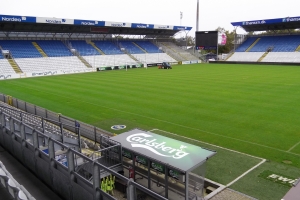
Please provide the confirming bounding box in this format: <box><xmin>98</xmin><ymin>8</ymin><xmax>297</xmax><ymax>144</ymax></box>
<box><xmin>245</xmin><ymin>35</ymin><xmax>300</xmax><ymax>52</ymax></box>
<box><xmin>236</xmin><ymin>35</ymin><xmax>300</xmax><ymax>52</ymax></box>
<box><xmin>118</xmin><ymin>41</ymin><xmax>144</xmax><ymax>54</ymax></box>
<box><xmin>36</xmin><ymin>40</ymin><xmax>73</xmax><ymax>57</ymax></box>
<box><xmin>69</xmin><ymin>40</ymin><xmax>100</xmax><ymax>56</ymax></box>
<box><xmin>93</xmin><ymin>41</ymin><xmax>123</xmax><ymax>55</ymax></box>
<box><xmin>0</xmin><ymin>52</ymin><xmax>3</xmax><ymax>59</ymax></box>
<box><xmin>0</xmin><ymin>40</ymin><xmax>42</xmax><ymax>58</ymax></box>
<box><xmin>134</xmin><ymin>41</ymin><xmax>162</xmax><ymax>53</ymax></box>
<box><xmin>235</xmin><ymin>37</ymin><xmax>258</xmax><ymax>52</ymax></box>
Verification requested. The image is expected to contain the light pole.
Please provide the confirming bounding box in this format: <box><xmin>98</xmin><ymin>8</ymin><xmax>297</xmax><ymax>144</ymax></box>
<box><xmin>180</xmin><ymin>11</ymin><xmax>183</xmax><ymax>38</ymax></box>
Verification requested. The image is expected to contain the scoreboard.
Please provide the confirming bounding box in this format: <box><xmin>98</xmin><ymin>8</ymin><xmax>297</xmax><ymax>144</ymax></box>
<box><xmin>195</xmin><ymin>31</ymin><xmax>218</xmax><ymax>50</ymax></box>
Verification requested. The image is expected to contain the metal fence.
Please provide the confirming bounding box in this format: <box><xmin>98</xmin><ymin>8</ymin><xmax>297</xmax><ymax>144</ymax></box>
<box><xmin>0</xmin><ymin>93</ymin><xmax>113</xmax><ymax>143</ymax></box>
<box><xmin>0</xmin><ymin>94</ymin><xmax>168</xmax><ymax>200</ymax></box>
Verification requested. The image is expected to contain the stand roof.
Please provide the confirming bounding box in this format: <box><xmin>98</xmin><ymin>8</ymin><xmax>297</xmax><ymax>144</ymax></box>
<box><xmin>112</xmin><ymin>129</ymin><xmax>216</xmax><ymax>172</ymax></box>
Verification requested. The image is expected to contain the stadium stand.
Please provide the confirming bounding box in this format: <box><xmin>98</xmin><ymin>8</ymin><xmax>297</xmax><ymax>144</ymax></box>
<box><xmin>0</xmin><ymin>40</ymin><xmax>42</xmax><ymax>58</ymax></box>
<box><xmin>93</xmin><ymin>41</ymin><xmax>124</xmax><ymax>55</ymax></box>
<box><xmin>229</xmin><ymin>35</ymin><xmax>300</xmax><ymax>62</ymax></box>
<box><xmin>134</xmin><ymin>41</ymin><xmax>162</xmax><ymax>53</ymax></box>
<box><xmin>261</xmin><ymin>52</ymin><xmax>300</xmax><ymax>62</ymax></box>
<box><xmin>0</xmin><ymin>59</ymin><xmax>16</xmax><ymax>74</ymax></box>
<box><xmin>83</xmin><ymin>54</ymin><xmax>138</xmax><ymax>67</ymax></box>
<box><xmin>235</xmin><ymin>37</ymin><xmax>258</xmax><ymax>52</ymax></box>
<box><xmin>159</xmin><ymin>42</ymin><xmax>199</xmax><ymax>61</ymax></box>
<box><xmin>248</xmin><ymin>35</ymin><xmax>300</xmax><ymax>52</ymax></box>
<box><xmin>132</xmin><ymin>53</ymin><xmax>177</xmax><ymax>63</ymax></box>
<box><xmin>226</xmin><ymin>52</ymin><xmax>265</xmax><ymax>62</ymax></box>
<box><xmin>118</xmin><ymin>41</ymin><xmax>144</xmax><ymax>54</ymax></box>
<box><xmin>0</xmin><ymin>52</ymin><xmax>3</xmax><ymax>59</ymax></box>
<box><xmin>15</xmin><ymin>57</ymin><xmax>88</xmax><ymax>73</ymax></box>
<box><xmin>36</xmin><ymin>40</ymin><xmax>73</xmax><ymax>57</ymax></box>
<box><xmin>69</xmin><ymin>40</ymin><xmax>100</xmax><ymax>56</ymax></box>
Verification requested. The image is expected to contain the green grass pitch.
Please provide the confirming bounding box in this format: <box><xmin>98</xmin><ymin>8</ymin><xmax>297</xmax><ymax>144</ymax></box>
<box><xmin>1</xmin><ymin>63</ymin><xmax>300</xmax><ymax>199</ymax></box>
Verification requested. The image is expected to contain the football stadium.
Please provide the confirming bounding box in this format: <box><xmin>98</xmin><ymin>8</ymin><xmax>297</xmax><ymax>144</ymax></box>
<box><xmin>0</xmin><ymin>1</ymin><xmax>300</xmax><ymax>200</ymax></box>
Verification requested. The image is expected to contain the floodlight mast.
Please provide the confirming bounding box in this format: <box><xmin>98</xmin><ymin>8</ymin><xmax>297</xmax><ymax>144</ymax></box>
<box><xmin>196</xmin><ymin>0</ymin><xmax>199</xmax><ymax>31</ymax></box>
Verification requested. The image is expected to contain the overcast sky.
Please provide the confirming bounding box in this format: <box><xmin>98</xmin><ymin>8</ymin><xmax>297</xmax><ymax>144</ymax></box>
<box><xmin>1</xmin><ymin>0</ymin><xmax>299</xmax><ymax>36</ymax></box>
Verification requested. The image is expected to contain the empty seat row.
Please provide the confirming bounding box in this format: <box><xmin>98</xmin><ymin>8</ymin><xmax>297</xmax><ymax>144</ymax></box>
<box><xmin>236</xmin><ymin>35</ymin><xmax>300</xmax><ymax>52</ymax></box>
<box><xmin>132</xmin><ymin>53</ymin><xmax>177</xmax><ymax>63</ymax></box>
<box><xmin>0</xmin><ymin>164</ymin><xmax>32</xmax><ymax>200</ymax></box>
<box><xmin>135</xmin><ymin>41</ymin><xmax>162</xmax><ymax>53</ymax></box>
<box><xmin>93</xmin><ymin>41</ymin><xmax>123</xmax><ymax>55</ymax></box>
<box><xmin>69</xmin><ymin>40</ymin><xmax>100</xmax><ymax>56</ymax></box>
<box><xmin>227</xmin><ymin>52</ymin><xmax>265</xmax><ymax>62</ymax></box>
<box><xmin>15</xmin><ymin>57</ymin><xmax>87</xmax><ymax>73</ymax></box>
<box><xmin>0</xmin><ymin>59</ymin><xmax>16</xmax><ymax>74</ymax></box>
<box><xmin>0</xmin><ymin>40</ymin><xmax>42</xmax><ymax>58</ymax></box>
<box><xmin>83</xmin><ymin>54</ymin><xmax>138</xmax><ymax>67</ymax></box>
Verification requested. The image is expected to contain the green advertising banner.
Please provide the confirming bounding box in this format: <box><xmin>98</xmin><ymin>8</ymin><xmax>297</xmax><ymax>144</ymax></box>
<box><xmin>135</xmin><ymin>155</ymin><xmax>148</xmax><ymax>166</ymax></box>
<box><xmin>122</xmin><ymin>149</ymin><xmax>132</xmax><ymax>159</ymax></box>
<box><xmin>112</xmin><ymin>129</ymin><xmax>216</xmax><ymax>172</ymax></box>
<box><xmin>151</xmin><ymin>161</ymin><xmax>165</xmax><ymax>173</ymax></box>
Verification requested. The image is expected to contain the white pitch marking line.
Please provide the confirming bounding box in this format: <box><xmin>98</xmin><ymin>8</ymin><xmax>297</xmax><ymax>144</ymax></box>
<box><xmin>288</xmin><ymin>141</ymin><xmax>300</xmax><ymax>152</ymax></box>
<box><xmin>6</xmin><ymin>82</ymin><xmax>300</xmax><ymax>157</ymax></box>
<box><xmin>150</xmin><ymin>129</ymin><xmax>264</xmax><ymax>160</ymax></box>
<box><xmin>226</xmin><ymin>159</ymin><xmax>266</xmax><ymax>187</ymax></box>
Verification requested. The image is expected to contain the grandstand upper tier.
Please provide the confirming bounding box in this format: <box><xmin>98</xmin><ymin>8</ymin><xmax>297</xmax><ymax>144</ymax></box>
<box><xmin>0</xmin><ymin>14</ymin><xmax>200</xmax><ymax>80</ymax></box>
<box><xmin>227</xmin><ymin>16</ymin><xmax>300</xmax><ymax>63</ymax></box>
<box><xmin>235</xmin><ymin>35</ymin><xmax>300</xmax><ymax>52</ymax></box>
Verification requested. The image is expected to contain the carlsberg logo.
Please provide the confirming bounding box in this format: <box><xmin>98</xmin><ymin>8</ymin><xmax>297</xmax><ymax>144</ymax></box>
<box><xmin>126</xmin><ymin>133</ymin><xmax>189</xmax><ymax>159</ymax></box>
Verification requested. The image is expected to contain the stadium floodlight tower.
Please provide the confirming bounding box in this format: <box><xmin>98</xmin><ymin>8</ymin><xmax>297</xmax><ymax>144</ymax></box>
<box><xmin>196</xmin><ymin>0</ymin><xmax>199</xmax><ymax>31</ymax></box>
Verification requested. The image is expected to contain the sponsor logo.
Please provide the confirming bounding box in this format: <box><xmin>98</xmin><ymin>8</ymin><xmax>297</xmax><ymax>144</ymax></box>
<box><xmin>286</xmin><ymin>17</ymin><xmax>300</xmax><ymax>22</ymax></box>
<box><xmin>267</xmin><ymin>174</ymin><xmax>297</xmax><ymax>184</ymax></box>
<box><xmin>137</xmin><ymin>25</ymin><xmax>147</xmax><ymax>28</ymax></box>
<box><xmin>135</xmin><ymin>155</ymin><xmax>147</xmax><ymax>165</ymax></box>
<box><xmin>1</xmin><ymin>17</ymin><xmax>22</xmax><ymax>22</ymax></box>
<box><xmin>122</xmin><ymin>150</ymin><xmax>132</xmax><ymax>159</ymax></box>
<box><xmin>111</xmin><ymin>23</ymin><xmax>126</xmax><ymax>27</ymax></box>
<box><xmin>158</xmin><ymin>25</ymin><xmax>170</xmax><ymax>29</ymax></box>
<box><xmin>81</xmin><ymin>21</ymin><xmax>95</xmax><ymax>25</ymax></box>
<box><xmin>151</xmin><ymin>162</ymin><xmax>164</xmax><ymax>172</ymax></box>
<box><xmin>169</xmin><ymin>169</ymin><xmax>179</xmax><ymax>179</ymax></box>
<box><xmin>0</xmin><ymin>75</ymin><xmax>11</xmax><ymax>79</ymax></box>
<box><xmin>126</xmin><ymin>133</ymin><xmax>189</xmax><ymax>159</ymax></box>
<box><xmin>111</xmin><ymin>125</ymin><xmax>126</xmax><ymax>130</ymax></box>
<box><xmin>282</xmin><ymin>18</ymin><xmax>287</xmax><ymax>22</ymax></box>
<box><xmin>32</xmin><ymin>71</ymin><xmax>57</xmax><ymax>76</ymax></box>
<box><xmin>259</xmin><ymin>170</ymin><xmax>298</xmax><ymax>187</ymax></box>
<box><xmin>45</xmin><ymin>19</ymin><xmax>66</xmax><ymax>24</ymax></box>
<box><xmin>243</xmin><ymin>20</ymin><xmax>265</xmax><ymax>25</ymax></box>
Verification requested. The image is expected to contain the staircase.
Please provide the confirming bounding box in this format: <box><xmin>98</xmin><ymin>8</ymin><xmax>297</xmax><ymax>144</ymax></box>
<box><xmin>121</xmin><ymin>48</ymin><xmax>139</xmax><ymax>62</ymax></box>
<box><xmin>160</xmin><ymin>42</ymin><xmax>188</xmax><ymax>61</ymax></box>
<box><xmin>32</xmin><ymin>42</ymin><xmax>47</xmax><ymax>57</ymax></box>
<box><xmin>7</xmin><ymin>58</ymin><xmax>22</xmax><ymax>73</ymax></box>
<box><xmin>132</xmin><ymin>42</ymin><xmax>147</xmax><ymax>53</ymax></box>
<box><xmin>77</xmin><ymin>55</ymin><xmax>93</xmax><ymax>68</ymax></box>
<box><xmin>158</xmin><ymin>43</ymin><xmax>182</xmax><ymax>61</ymax></box>
<box><xmin>87</xmin><ymin>41</ymin><xmax>105</xmax><ymax>55</ymax></box>
<box><xmin>225</xmin><ymin>52</ymin><xmax>234</xmax><ymax>61</ymax></box>
<box><xmin>295</xmin><ymin>45</ymin><xmax>300</xmax><ymax>52</ymax></box>
<box><xmin>245</xmin><ymin>38</ymin><xmax>260</xmax><ymax>52</ymax></box>
<box><xmin>257</xmin><ymin>52</ymin><xmax>269</xmax><ymax>62</ymax></box>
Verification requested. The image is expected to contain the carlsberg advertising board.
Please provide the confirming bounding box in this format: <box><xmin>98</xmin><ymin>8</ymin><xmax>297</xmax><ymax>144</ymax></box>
<box><xmin>112</xmin><ymin>129</ymin><xmax>216</xmax><ymax>171</ymax></box>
